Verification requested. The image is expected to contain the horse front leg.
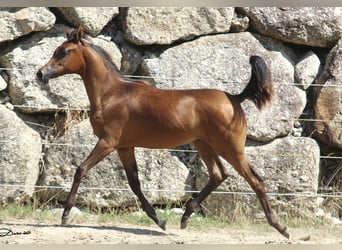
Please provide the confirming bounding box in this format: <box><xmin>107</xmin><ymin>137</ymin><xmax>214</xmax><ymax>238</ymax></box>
<box><xmin>61</xmin><ymin>138</ymin><xmax>115</xmax><ymax>226</ymax></box>
<box><xmin>117</xmin><ymin>147</ymin><xmax>166</xmax><ymax>230</ymax></box>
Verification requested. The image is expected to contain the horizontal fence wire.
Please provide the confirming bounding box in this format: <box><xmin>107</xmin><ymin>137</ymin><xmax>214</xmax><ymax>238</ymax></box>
<box><xmin>1</xmin><ymin>67</ymin><xmax>342</xmax><ymax>88</ymax></box>
<box><xmin>0</xmin><ymin>139</ymin><xmax>342</xmax><ymax>160</ymax></box>
<box><xmin>0</xmin><ymin>184</ymin><xmax>341</xmax><ymax>199</ymax></box>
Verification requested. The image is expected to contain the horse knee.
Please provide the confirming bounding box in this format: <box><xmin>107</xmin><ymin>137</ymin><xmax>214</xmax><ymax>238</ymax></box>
<box><xmin>215</xmin><ymin>175</ymin><xmax>226</xmax><ymax>185</ymax></box>
<box><xmin>74</xmin><ymin>166</ymin><xmax>87</xmax><ymax>182</ymax></box>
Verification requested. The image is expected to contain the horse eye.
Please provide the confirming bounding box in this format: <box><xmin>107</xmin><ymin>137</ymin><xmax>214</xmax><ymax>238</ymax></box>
<box><xmin>55</xmin><ymin>48</ymin><xmax>69</xmax><ymax>60</ymax></box>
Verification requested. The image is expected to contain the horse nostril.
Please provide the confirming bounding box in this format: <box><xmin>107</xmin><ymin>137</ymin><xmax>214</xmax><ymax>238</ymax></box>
<box><xmin>36</xmin><ymin>70</ymin><xmax>43</xmax><ymax>79</ymax></box>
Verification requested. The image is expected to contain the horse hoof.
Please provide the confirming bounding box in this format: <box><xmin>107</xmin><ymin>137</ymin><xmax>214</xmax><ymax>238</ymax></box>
<box><xmin>281</xmin><ymin>227</ymin><xmax>290</xmax><ymax>239</ymax></box>
<box><xmin>180</xmin><ymin>222</ymin><xmax>188</xmax><ymax>230</ymax></box>
<box><xmin>158</xmin><ymin>220</ymin><xmax>166</xmax><ymax>231</ymax></box>
<box><xmin>61</xmin><ymin>217</ymin><xmax>70</xmax><ymax>226</ymax></box>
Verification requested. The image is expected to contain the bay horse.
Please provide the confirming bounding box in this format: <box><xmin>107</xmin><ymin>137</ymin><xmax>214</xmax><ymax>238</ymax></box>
<box><xmin>37</xmin><ymin>26</ymin><xmax>289</xmax><ymax>239</ymax></box>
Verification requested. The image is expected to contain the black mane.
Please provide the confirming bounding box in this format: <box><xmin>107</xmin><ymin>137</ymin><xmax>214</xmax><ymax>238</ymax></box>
<box><xmin>89</xmin><ymin>43</ymin><xmax>123</xmax><ymax>77</ymax></box>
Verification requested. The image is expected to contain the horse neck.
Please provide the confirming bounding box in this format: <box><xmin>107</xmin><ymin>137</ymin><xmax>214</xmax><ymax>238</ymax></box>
<box><xmin>79</xmin><ymin>46</ymin><xmax>122</xmax><ymax>110</ymax></box>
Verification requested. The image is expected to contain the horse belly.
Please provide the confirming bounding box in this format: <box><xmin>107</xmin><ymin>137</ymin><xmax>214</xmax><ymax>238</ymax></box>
<box><xmin>119</xmin><ymin>122</ymin><xmax>198</xmax><ymax>149</ymax></box>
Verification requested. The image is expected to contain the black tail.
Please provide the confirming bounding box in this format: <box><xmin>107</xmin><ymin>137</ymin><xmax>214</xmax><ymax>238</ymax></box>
<box><xmin>238</xmin><ymin>56</ymin><xmax>274</xmax><ymax>111</ymax></box>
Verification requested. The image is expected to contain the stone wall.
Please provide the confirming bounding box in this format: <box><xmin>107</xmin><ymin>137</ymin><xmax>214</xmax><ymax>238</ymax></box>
<box><xmin>0</xmin><ymin>7</ymin><xmax>341</xmax><ymax>220</ymax></box>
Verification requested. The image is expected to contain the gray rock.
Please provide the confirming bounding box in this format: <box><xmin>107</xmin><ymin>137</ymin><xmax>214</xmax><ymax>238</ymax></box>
<box><xmin>39</xmin><ymin>119</ymin><xmax>190</xmax><ymax>208</ymax></box>
<box><xmin>194</xmin><ymin>136</ymin><xmax>320</xmax><ymax>217</ymax></box>
<box><xmin>0</xmin><ymin>24</ymin><xmax>122</xmax><ymax>113</ymax></box>
<box><xmin>123</xmin><ymin>7</ymin><xmax>234</xmax><ymax>45</ymax></box>
<box><xmin>56</xmin><ymin>7</ymin><xmax>119</xmax><ymax>36</ymax></box>
<box><xmin>240</xmin><ymin>7</ymin><xmax>342</xmax><ymax>48</ymax></box>
<box><xmin>0</xmin><ymin>105</ymin><xmax>42</xmax><ymax>204</ymax></box>
<box><xmin>308</xmin><ymin>38</ymin><xmax>342</xmax><ymax>149</ymax></box>
<box><xmin>230</xmin><ymin>12</ymin><xmax>249</xmax><ymax>32</ymax></box>
<box><xmin>0</xmin><ymin>7</ymin><xmax>55</xmax><ymax>43</ymax></box>
<box><xmin>142</xmin><ymin>32</ymin><xmax>306</xmax><ymax>142</ymax></box>
<box><xmin>295</xmin><ymin>51</ymin><xmax>321</xmax><ymax>90</ymax></box>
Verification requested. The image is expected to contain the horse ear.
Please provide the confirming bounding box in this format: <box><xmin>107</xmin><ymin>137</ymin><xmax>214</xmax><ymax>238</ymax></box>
<box><xmin>64</xmin><ymin>26</ymin><xmax>73</xmax><ymax>38</ymax></box>
<box><xmin>76</xmin><ymin>26</ymin><xmax>84</xmax><ymax>42</ymax></box>
<box><xmin>64</xmin><ymin>26</ymin><xmax>84</xmax><ymax>44</ymax></box>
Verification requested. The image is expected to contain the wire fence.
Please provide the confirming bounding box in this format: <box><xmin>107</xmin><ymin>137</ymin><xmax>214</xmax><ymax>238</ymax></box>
<box><xmin>0</xmin><ymin>75</ymin><xmax>341</xmax><ymax>200</ymax></box>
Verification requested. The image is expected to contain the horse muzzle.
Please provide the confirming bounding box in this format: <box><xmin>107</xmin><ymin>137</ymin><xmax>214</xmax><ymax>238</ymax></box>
<box><xmin>36</xmin><ymin>67</ymin><xmax>54</xmax><ymax>84</ymax></box>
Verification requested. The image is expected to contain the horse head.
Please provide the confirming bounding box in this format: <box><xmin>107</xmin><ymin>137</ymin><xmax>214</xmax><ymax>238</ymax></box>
<box><xmin>36</xmin><ymin>26</ymin><xmax>88</xmax><ymax>83</ymax></box>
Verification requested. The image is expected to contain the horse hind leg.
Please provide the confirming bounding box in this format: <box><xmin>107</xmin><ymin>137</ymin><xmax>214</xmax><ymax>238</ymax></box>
<box><xmin>181</xmin><ymin>140</ymin><xmax>228</xmax><ymax>229</ymax></box>
<box><xmin>222</xmin><ymin>152</ymin><xmax>289</xmax><ymax>239</ymax></box>
<box><xmin>248</xmin><ymin>163</ymin><xmax>289</xmax><ymax>238</ymax></box>
<box><xmin>117</xmin><ymin>147</ymin><xmax>166</xmax><ymax>230</ymax></box>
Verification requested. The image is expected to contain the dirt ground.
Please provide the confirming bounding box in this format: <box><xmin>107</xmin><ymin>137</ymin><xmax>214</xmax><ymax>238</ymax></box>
<box><xmin>1</xmin><ymin>218</ymin><xmax>342</xmax><ymax>244</ymax></box>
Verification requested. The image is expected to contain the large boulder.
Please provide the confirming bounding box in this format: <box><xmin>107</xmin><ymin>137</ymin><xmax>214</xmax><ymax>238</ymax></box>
<box><xmin>0</xmin><ymin>7</ymin><xmax>55</xmax><ymax>43</ymax></box>
<box><xmin>0</xmin><ymin>105</ymin><xmax>42</xmax><ymax>204</ymax></box>
<box><xmin>294</xmin><ymin>51</ymin><xmax>321</xmax><ymax>90</ymax></box>
<box><xmin>0</xmin><ymin>24</ymin><xmax>122</xmax><ymax>113</ymax></box>
<box><xmin>39</xmin><ymin>119</ymin><xmax>190</xmax><ymax>208</ymax></box>
<box><xmin>239</xmin><ymin>7</ymin><xmax>342</xmax><ymax>48</ymax></box>
<box><xmin>56</xmin><ymin>7</ymin><xmax>119</xmax><ymax>36</ymax></box>
<box><xmin>122</xmin><ymin>7</ymin><xmax>235</xmax><ymax>45</ymax></box>
<box><xmin>194</xmin><ymin>136</ymin><xmax>320</xmax><ymax>218</ymax></box>
<box><xmin>142</xmin><ymin>32</ymin><xmax>306</xmax><ymax>142</ymax></box>
<box><xmin>307</xmin><ymin>38</ymin><xmax>342</xmax><ymax>149</ymax></box>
